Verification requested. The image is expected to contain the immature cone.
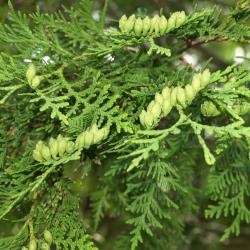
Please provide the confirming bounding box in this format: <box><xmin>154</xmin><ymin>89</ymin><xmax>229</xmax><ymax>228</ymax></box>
<box><xmin>151</xmin><ymin>101</ymin><xmax>162</xmax><ymax>123</ymax></box>
<box><xmin>142</xmin><ymin>16</ymin><xmax>151</xmax><ymax>36</ymax></box>
<box><xmin>41</xmin><ymin>146</ymin><xmax>51</xmax><ymax>161</ymax></box>
<box><xmin>159</xmin><ymin>16</ymin><xmax>168</xmax><ymax>35</ymax></box>
<box><xmin>31</xmin><ymin>76</ymin><xmax>41</xmax><ymax>88</ymax></box>
<box><xmin>147</xmin><ymin>101</ymin><xmax>155</xmax><ymax>112</ymax></box>
<box><xmin>139</xmin><ymin>110</ymin><xmax>147</xmax><ymax>127</ymax></box>
<box><xmin>91</xmin><ymin>124</ymin><xmax>99</xmax><ymax>135</ymax></box>
<box><xmin>170</xmin><ymin>87</ymin><xmax>178</xmax><ymax>105</ymax></box>
<box><xmin>154</xmin><ymin>15</ymin><xmax>161</xmax><ymax>35</ymax></box>
<box><xmin>90</xmin><ymin>124</ymin><xmax>99</xmax><ymax>144</ymax></box>
<box><xmin>98</xmin><ymin>126</ymin><xmax>110</xmax><ymax>143</ymax></box>
<box><xmin>84</xmin><ymin>132</ymin><xmax>94</xmax><ymax>149</ymax></box>
<box><xmin>76</xmin><ymin>132</ymin><xmax>85</xmax><ymax>149</ymax></box>
<box><xmin>144</xmin><ymin>112</ymin><xmax>154</xmax><ymax>128</ymax></box>
<box><xmin>167</xmin><ymin>13</ymin><xmax>177</xmax><ymax>31</ymax></box>
<box><xmin>36</xmin><ymin>141</ymin><xmax>44</xmax><ymax>151</ymax></box>
<box><xmin>57</xmin><ymin>135</ymin><xmax>67</xmax><ymax>157</ymax></box>
<box><xmin>201</xmin><ymin>101</ymin><xmax>220</xmax><ymax>117</ymax></box>
<box><xmin>119</xmin><ymin>15</ymin><xmax>127</xmax><ymax>31</ymax></box>
<box><xmin>150</xmin><ymin>15</ymin><xmax>160</xmax><ymax>34</ymax></box>
<box><xmin>155</xmin><ymin>92</ymin><xmax>164</xmax><ymax>104</ymax></box>
<box><xmin>33</xmin><ymin>150</ymin><xmax>43</xmax><ymax>162</ymax></box>
<box><xmin>175</xmin><ymin>11</ymin><xmax>186</xmax><ymax>27</ymax></box>
<box><xmin>238</xmin><ymin>103</ymin><xmax>250</xmax><ymax>115</ymax></box>
<box><xmin>26</xmin><ymin>63</ymin><xmax>36</xmax><ymax>82</ymax></box>
<box><xmin>134</xmin><ymin>18</ymin><xmax>143</xmax><ymax>36</ymax></box>
<box><xmin>176</xmin><ymin>87</ymin><xmax>186</xmax><ymax>106</ymax></box>
<box><xmin>29</xmin><ymin>239</ymin><xmax>37</xmax><ymax>250</ymax></box>
<box><xmin>44</xmin><ymin>230</ymin><xmax>53</xmax><ymax>244</ymax></box>
<box><xmin>185</xmin><ymin>84</ymin><xmax>195</xmax><ymax>102</ymax></box>
<box><xmin>162</xmin><ymin>99</ymin><xmax>172</xmax><ymax>116</ymax></box>
<box><xmin>33</xmin><ymin>141</ymin><xmax>45</xmax><ymax>162</ymax></box>
<box><xmin>153</xmin><ymin>20</ymin><xmax>160</xmax><ymax>35</ymax></box>
<box><xmin>95</xmin><ymin>130</ymin><xmax>105</xmax><ymax>144</ymax></box>
<box><xmin>162</xmin><ymin>86</ymin><xmax>171</xmax><ymax>99</ymax></box>
<box><xmin>66</xmin><ymin>141</ymin><xmax>75</xmax><ymax>153</ymax></box>
<box><xmin>103</xmin><ymin>126</ymin><xmax>110</xmax><ymax>139</ymax></box>
<box><xmin>126</xmin><ymin>15</ymin><xmax>136</xmax><ymax>32</ymax></box>
<box><xmin>200</xmin><ymin>69</ymin><xmax>211</xmax><ymax>87</ymax></box>
<box><xmin>192</xmin><ymin>73</ymin><xmax>201</xmax><ymax>92</ymax></box>
<box><xmin>49</xmin><ymin>138</ymin><xmax>58</xmax><ymax>159</ymax></box>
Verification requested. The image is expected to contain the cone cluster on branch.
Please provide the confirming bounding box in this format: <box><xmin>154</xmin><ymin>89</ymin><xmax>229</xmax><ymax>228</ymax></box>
<box><xmin>33</xmin><ymin>135</ymin><xmax>75</xmax><ymax>162</ymax></box>
<box><xmin>140</xmin><ymin>69</ymin><xmax>211</xmax><ymax>128</ymax></box>
<box><xmin>119</xmin><ymin>11</ymin><xmax>186</xmax><ymax>37</ymax></box>
<box><xmin>33</xmin><ymin>124</ymin><xmax>110</xmax><ymax>162</ymax></box>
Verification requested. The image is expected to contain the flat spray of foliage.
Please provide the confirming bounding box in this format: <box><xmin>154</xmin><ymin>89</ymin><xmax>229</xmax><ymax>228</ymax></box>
<box><xmin>0</xmin><ymin>0</ymin><xmax>249</xmax><ymax>249</ymax></box>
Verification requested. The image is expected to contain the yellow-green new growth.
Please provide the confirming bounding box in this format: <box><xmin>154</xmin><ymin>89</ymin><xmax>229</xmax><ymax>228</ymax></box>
<box><xmin>201</xmin><ymin>100</ymin><xmax>250</xmax><ymax>117</ymax></box>
<box><xmin>233</xmin><ymin>102</ymin><xmax>250</xmax><ymax>115</ymax></box>
<box><xmin>201</xmin><ymin>101</ymin><xmax>220</xmax><ymax>117</ymax></box>
<box><xmin>75</xmin><ymin>124</ymin><xmax>110</xmax><ymax>150</ymax></box>
<box><xmin>119</xmin><ymin>11</ymin><xmax>186</xmax><ymax>37</ymax></box>
<box><xmin>140</xmin><ymin>69</ymin><xmax>211</xmax><ymax>128</ymax></box>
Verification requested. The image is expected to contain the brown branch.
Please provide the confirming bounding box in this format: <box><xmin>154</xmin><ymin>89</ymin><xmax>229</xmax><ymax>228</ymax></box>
<box><xmin>178</xmin><ymin>36</ymin><xmax>227</xmax><ymax>54</ymax></box>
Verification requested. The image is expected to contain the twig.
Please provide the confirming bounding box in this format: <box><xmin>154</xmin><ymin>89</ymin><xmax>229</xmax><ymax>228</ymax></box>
<box><xmin>178</xmin><ymin>36</ymin><xmax>227</xmax><ymax>54</ymax></box>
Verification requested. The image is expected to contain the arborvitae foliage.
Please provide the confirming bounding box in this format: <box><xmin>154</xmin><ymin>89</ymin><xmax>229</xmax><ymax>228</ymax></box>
<box><xmin>0</xmin><ymin>1</ymin><xmax>249</xmax><ymax>249</ymax></box>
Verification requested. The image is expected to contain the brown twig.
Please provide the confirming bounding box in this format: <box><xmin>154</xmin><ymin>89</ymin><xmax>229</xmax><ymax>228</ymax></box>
<box><xmin>178</xmin><ymin>36</ymin><xmax>227</xmax><ymax>54</ymax></box>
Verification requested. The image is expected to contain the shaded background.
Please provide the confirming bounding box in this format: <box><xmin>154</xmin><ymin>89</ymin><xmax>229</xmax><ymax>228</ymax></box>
<box><xmin>0</xmin><ymin>1</ymin><xmax>249</xmax><ymax>250</ymax></box>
